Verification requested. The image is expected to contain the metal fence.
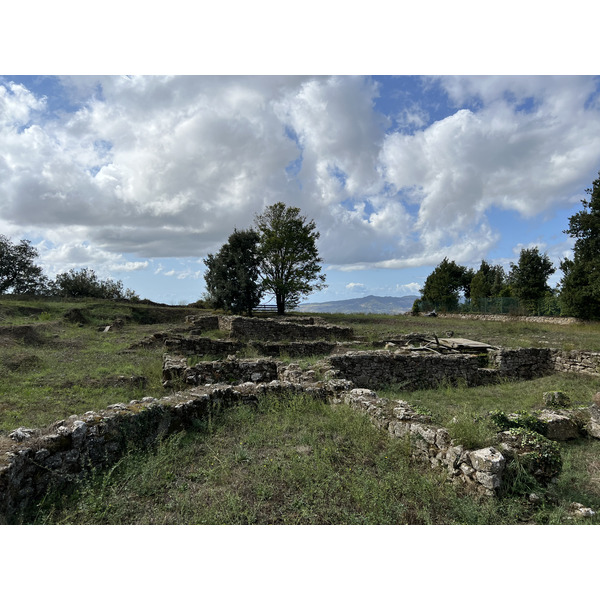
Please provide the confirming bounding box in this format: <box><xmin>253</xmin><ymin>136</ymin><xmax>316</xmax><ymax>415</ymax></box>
<box><xmin>416</xmin><ymin>296</ymin><xmax>562</xmax><ymax>317</ymax></box>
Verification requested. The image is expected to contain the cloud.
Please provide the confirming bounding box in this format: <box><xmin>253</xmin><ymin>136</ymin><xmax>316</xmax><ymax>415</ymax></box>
<box><xmin>38</xmin><ymin>241</ymin><xmax>149</xmax><ymax>277</ymax></box>
<box><xmin>395</xmin><ymin>282</ymin><xmax>421</xmax><ymax>295</ymax></box>
<box><xmin>380</xmin><ymin>77</ymin><xmax>600</xmax><ymax>265</ymax></box>
<box><xmin>346</xmin><ymin>282</ymin><xmax>367</xmax><ymax>292</ymax></box>
<box><xmin>1</xmin><ymin>75</ymin><xmax>599</xmax><ymax>285</ymax></box>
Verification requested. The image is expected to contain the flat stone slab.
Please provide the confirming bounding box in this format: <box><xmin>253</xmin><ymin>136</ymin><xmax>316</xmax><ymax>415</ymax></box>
<box><xmin>438</xmin><ymin>338</ymin><xmax>493</xmax><ymax>351</ymax></box>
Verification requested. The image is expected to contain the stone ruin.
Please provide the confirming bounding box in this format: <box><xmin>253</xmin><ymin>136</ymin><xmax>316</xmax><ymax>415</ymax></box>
<box><xmin>1</xmin><ymin>312</ymin><xmax>599</xmax><ymax>522</ymax></box>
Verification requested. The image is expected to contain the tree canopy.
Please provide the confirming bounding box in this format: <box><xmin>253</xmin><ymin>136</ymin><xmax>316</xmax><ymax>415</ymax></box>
<box><xmin>420</xmin><ymin>257</ymin><xmax>472</xmax><ymax>311</ymax></box>
<box><xmin>203</xmin><ymin>228</ymin><xmax>262</xmax><ymax>316</ymax></box>
<box><xmin>470</xmin><ymin>260</ymin><xmax>507</xmax><ymax>303</ymax></box>
<box><xmin>0</xmin><ymin>235</ymin><xmax>48</xmax><ymax>294</ymax></box>
<box><xmin>254</xmin><ymin>202</ymin><xmax>326</xmax><ymax>314</ymax></box>
<box><xmin>509</xmin><ymin>247</ymin><xmax>555</xmax><ymax>309</ymax></box>
<box><xmin>53</xmin><ymin>267</ymin><xmax>138</xmax><ymax>300</ymax></box>
<box><xmin>560</xmin><ymin>171</ymin><xmax>600</xmax><ymax>319</ymax></box>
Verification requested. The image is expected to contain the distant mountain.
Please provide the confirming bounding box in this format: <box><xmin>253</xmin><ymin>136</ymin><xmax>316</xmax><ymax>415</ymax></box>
<box><xmin>298</xmin><ymin>295</ymin><xmax>419</xmax><ymax>315</ymax></box>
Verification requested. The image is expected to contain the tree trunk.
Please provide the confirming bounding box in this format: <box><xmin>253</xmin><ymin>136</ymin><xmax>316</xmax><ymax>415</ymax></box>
<box><xmin>276</xmin><ymin>292</ymin><xmax>285</xmax><ymax>315</ymax></box>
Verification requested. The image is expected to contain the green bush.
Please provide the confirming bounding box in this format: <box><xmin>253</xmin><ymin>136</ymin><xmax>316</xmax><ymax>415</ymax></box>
<box><xmin>489</xmin><ymin>410</ymin><xmax>548</xmax><ymax>435</ymax></box>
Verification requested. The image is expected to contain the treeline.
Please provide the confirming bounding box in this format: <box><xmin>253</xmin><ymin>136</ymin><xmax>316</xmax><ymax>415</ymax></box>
<box><xmin>0</xmin><ymin>235</ymin><xmax>139</xmax><ymax>301</ymax></box>
<box><xmin>416</xmin><ymin>249</ymin><xmax>558</xmax><ymax>315</ymax></box>
<box><xmin>417</xmin><ymin>170</ymin><xmax>600</xmax><ymax>320</ymax></box>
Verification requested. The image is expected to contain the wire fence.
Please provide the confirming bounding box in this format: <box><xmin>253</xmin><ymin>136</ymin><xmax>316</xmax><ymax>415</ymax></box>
<box><xmin>416</xmin><ymin>296</ymin><xmax>563</xmax><ymax>317</ymax></box>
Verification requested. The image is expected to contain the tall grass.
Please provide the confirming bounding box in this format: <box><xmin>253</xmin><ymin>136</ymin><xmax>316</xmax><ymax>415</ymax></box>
<box><xmin>28</xmin><ymin>392</ymin><xmax>600</xmax><ymax>525</ymax></box>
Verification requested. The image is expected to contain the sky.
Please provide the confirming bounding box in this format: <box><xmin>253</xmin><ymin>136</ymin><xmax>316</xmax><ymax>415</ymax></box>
<box><xmin>2</xmin><ymin>73</ymin><xmax>599</xmax><ymax>304</ymax></box>
<box><xmin>2</xmin><ymin>4</ymin><xmax>600</xmax><ymax>306</ymax></box>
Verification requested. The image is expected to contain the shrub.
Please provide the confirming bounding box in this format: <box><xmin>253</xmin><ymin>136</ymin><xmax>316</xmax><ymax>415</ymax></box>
<box><xmin>489</xmin><ymin>410</ymin><xmax>548</xmax><ymax>435</ymax></box>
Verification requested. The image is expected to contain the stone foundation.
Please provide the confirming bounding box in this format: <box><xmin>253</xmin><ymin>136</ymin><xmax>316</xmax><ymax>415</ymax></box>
<box><xmin>1</xmin><ymin>375</ymin><xmax>523</xmax><ymax>522</ymax></box>
<box><xmin>327</xmin><ymin>350</ymin><xmax>494</xmax><ymax>390</ymax></box>
<box><xmin>220</xmin><ymin>315</ymin><xmax>354</xmax><ymax>342</ymax></box>
<box><xmin>0</xmin><ymin>379</ymin><xmax>352</xmax><ymax>523</ymax></box>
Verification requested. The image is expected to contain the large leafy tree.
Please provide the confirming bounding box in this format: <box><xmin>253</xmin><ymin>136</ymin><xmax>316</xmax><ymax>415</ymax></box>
<box><xmin>203</xmin><ymin>228</ymin><xmax>262</xmax><ymax>316</ymax></box>
<box><xmin>0</xmin><ymin>235</ymin><xmax>48</xmax><ymax>294</ymax></box>
<box><xmin>254</xmin><ymin>202</ymin><xmax>326</xmax><ymax>314</ymax></box>
<box><xmin>470</xmin><ymin>260</ymin><xmax>507</xmax><ymax>305</ymax></box>
<box><xmin>420</xmin><ymin>257</ymin><xmax>472</xmax><ymax>311</ymax></box>
<box><xmin>509</xmin><ymin>247</ymin><xmax>555</xmax><ymax>312</ymax></box>
<box><xmin>560</xmin><ymin>171</ymin><xmax>600</xmax><ymax>319</ymax></box>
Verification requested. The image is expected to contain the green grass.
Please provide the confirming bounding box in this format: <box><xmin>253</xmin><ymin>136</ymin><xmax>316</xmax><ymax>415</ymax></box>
<box><xmin>312</xmin><ymin>312</ymin><xmax>600</xmax><ymax>351</ymax></box>
<box><xmin>4</xmin><ymin>299</ymin><xmax>600</xmax><ymax>524</ymax></box>
<box><xmin>0</xmin><ymin>298</ymin><xmax>195</xmax><ymax>432</ymax></box>
<box><xmin>27</xmin><ymin>393</ymin><xmax>600</xmax><ymax>525</ymax></box>
<box><xmin>378</xmin><ymin>373</ymin><xmax>600</xmax><ymax>448</ymax></box>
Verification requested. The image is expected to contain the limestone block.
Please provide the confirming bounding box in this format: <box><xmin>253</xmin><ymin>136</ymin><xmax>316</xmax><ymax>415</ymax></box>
<box><xmin>8</xmin><ymin>427</ymin><xmax>38</xmax><ymax>442</ymax></box>
<box><xmin>460</xmin><ymin>463</ymin><xmax>475</xmax><ymax>477</ymax></box>
<box><xmin>587</xmin><ymin>404</ymin><xmax>600</xmax><ymax>439</ymax></box>
<box><xmin>410</xmin><ymin>423</ymin><xmax>437</xmax><ymax>445</ymax></box>
<box><xmin>469</xmin><ymin>447</ymin><xmax>505</xmax><ymax>474</ymax></box>
<box><xmin>538</xmin><ymin>410</ymin><xmax>579</xmax><ymax>441</ymax></box>
<box><xmin>569</xmin><ymin>502</ymin><xmax>596</xmax><ymax>518</ymax></box>
<box><xmin>475</xmin><ymin>471</ymin><xmax>502</xmax><ymax>490</ymax></box>
<box><xmin>435</xmin><ymin>428</ymin><xmax>451</xmax><ymax>449</ymax></box>
<box><xmin>389</xmin><ymin>421</ymin><xmax>410</xmax><ymax>438</ymax></box>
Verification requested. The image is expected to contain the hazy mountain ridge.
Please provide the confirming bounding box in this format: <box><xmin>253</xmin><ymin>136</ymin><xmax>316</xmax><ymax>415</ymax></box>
<box><xmin>298</xmin><ymin>295</ymin><xmax>419</xmax><ymax>314</ymax></box>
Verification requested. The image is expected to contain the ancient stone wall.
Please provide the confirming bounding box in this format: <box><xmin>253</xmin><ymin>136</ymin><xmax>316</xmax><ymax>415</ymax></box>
<box><xmin>335</xmin><ymin>388</ymin><xmax>505</xmax><ymax>495</ymax></box>
<box><xmin>221</xmin><ymin>315</ymin><xmax>354</xmax><ymax>342</ymax></box>
<box><xmin>177</xmin><ymin>357</ymin><xmax>280</xmax><ymax>386</ymax></box>
<box><xmin>551</xmin><ymin>350</ymin><xmax>600</xmax><ymax>376</ymax></box>
<box><xmin>487</xmin><ymin>348</ymin><xmax>555</xmax><ymax>379</ymax></box>
<box><xmin>488</xmin><ymin>348</ymin><xmax>600</xmax><ymax>378</ymax></box>
<box><xmin>184</xmin><ymin>314</ymin><xmax>220</xmax><ymax>332</ymax></box>
<box><xmin>1</xmin><ymin>373</ymin><xmax>518</xmax><ymax>522</ymax></box>
<box><xmin>0</xmin><ymin>379</ymin><xmax>352</xmax><ymax>523</ymax></box>
<box><xmin>438</xmin><ymin>313</ymin><xmax>579</xmax><ymax>325</ymax></box>
<box><xmin>327</xmin><ymin>350</ymin><xmax>494</xmax><ymax>390</ymax></box>
<box><xmin>248</xmin><ymin>340</ymin><xmax>338</xmax><ymax>358</ymax></box>
<box><xmin>163</xmin><ymin>336</ymin><xmax>243</xmax><ymax>356</ymax></box>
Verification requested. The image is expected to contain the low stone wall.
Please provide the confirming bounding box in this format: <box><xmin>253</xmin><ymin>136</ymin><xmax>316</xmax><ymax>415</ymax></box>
<box><xmin>327</xmin><ymin>351</ymin><xmax>494</xmax><ymax>390</ymax></box>
<box><xmin>220</xmin><ymin>316</ymin><xmax>354</xmax><ymax>342</ymax></box>
<box><xmin>248</xmin><ymin>340</ymin><xmax>338</xmax><ymax>358</ymax></box>
<box><xmin>175</xmin><ymin>356</ymin><xmax>280</xmax><ymax>386</ymax></box>
<box><xmin>164</xmin><ymin>336</ymin><xmax>243</xmax><ymax>357</ymax></box>
<box><xmin>184</xmin><ymin>314</ymin><xmax>220</xmax><ymax>331</ymax></box>
<box><xmin>551</xmin><ymin>350</ymin><xmax>600</xmax><ymax>376</ymax></box>
<box><xmin>488</xmin><ymin>348</ymin><xmax>554</xmax><ymax>379</ymax></box>
<box><xmin>335</xmin><ymin>388</ymin><xmax>506</xmax><ymax>495</ymax></box>
<box><xmin>0</xmin><ymin>379</ymin><xmax>353</xmax><ymax>523</ymax></box>
<box><xmin>438</xmin><ymin>313</ymin><xmax>579</xmax><ymax>325</ymax></box>
<box><xmin>488</xmin><ymin>348</ymin><xmax>600</xmax><ymax>379</ymax></box>
<box><xmin>1</xmin><ymin>374</ymin><xmax>516</xmax><ymax>522</ymax></box>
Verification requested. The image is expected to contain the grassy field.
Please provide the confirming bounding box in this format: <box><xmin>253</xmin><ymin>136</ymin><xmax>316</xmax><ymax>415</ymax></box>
<box><xmin>2</xmin><ymin>298</ymin><xmax>600</xmax><ymax>524</ymax></box>
<box><xmin>318</xmin><ymin>311</ymin><xmax>600</xmax><ymax>351</ymax></box>
<box><xmin>0</xmin><ymin>298</ymin><xmax>191</xmax><ymax>432</ymax></box>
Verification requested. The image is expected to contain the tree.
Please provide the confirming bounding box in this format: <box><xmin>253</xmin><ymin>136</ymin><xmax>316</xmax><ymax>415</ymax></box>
<box><xmin>203</xmin><ymin>228</ymin><xmax>262</xmax><ymax>316</ymax></box>
<box><xmin>420</xmin><ymin>257</ymin><xmax>472</xmax><ymax>311</ymax></box>
<box><xmin>509</xmin><ymin>247</ymin><xmax>555</xmax><ymax>312</ymax></box>
<box><xmin>0</xmin><ymin>235</ymin><xmax>48</xmax><ymax>294</ymax></box>
<box><xmin>560</xmin><ymin>170</ymin><xmax>600</xmax><ymax>319</ymax></box>
<box><xmin>53</xmin><ymin>267</ymin><xmax>137</xmax><ymax>300</ymax></box>
<box><xmin>254</xmin><ymin>202</ymin><xmax>326</xmax><ymax>314</ymax></box>
<box><xmin>470</xmin><ymin>260</ymin><xmax>507</xmax><ymax>307</ymax></box>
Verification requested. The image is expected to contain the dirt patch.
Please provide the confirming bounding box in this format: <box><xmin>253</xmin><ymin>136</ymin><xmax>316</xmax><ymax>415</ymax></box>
<box><xmin>63</xmin><ymin>308</ymin><xmax>89</xmax><ymax>325</ymax></box>
<box><xmin>0</xmin><ymin>324</ymin><xmax>49</xmax><ymax>346</ymax></box>
<box><xmin>1</xmin><ymin>353</ymin><xmax>43</xmax><ymax>372</ymax></box>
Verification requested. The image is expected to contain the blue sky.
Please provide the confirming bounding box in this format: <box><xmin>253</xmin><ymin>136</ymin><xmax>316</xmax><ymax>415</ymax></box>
<box><xmin>2</xmin><ymin>73</ymin><xmax>599</xmax><ymax>304</ymax></box>
<box><xmin>2</xmin><ymin>1</ymin><xmax>600</xmax><ymax>306</ymax></box>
